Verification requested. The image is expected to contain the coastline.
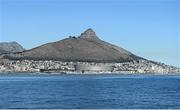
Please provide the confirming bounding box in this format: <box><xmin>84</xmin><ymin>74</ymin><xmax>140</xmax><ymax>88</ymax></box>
<box><xmin>0</xmin><ymin>59</ymin><xmax>180</xmax><ymax>74</ymax></box>
<box><xmin>0</xmin><ymin>71</ymin><xmax>179</xmax><ymax>75</ymax></box>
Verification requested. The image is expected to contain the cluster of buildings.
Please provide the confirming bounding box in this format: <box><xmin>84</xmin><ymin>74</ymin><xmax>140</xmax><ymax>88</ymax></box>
<box><xmin>0</xmin><ymin>58</ymin><xmax>179</xmax><ymax>74</ymax></box>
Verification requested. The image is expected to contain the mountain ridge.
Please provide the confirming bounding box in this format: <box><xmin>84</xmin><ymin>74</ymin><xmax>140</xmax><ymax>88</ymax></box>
<box><xmin>5</xmin><ymin>29</ymin><xmax>140</xmax><ymax>63</ymax></box>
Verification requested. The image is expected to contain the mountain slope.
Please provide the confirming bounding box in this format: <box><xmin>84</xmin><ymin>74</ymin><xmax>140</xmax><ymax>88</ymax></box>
<box><xmin>0</xmin><ymin>42</ymin><xmax>25</xmax><ymax>54</ymax></box>
<box><xmin>0</xmin><ymin>49</ymin><xmax>9</xmax><ymax>54</ymax></box>
<box><xmin>5</xmin><ymin>29</ymin><xmax>140</xmax><ymax>62</ymax></box>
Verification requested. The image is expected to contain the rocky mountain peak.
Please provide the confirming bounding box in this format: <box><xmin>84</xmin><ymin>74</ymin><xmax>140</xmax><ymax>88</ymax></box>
<box><xmin>79</xmin><ymin>28</ymin><xmax>100</xmax><ymax>40</ymax></box>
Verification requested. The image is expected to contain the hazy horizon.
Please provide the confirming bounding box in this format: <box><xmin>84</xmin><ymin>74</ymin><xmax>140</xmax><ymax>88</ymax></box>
<box><xmin>0</xmin><ymin>0</ymin><xmax>179</xmax><ymax>67</ymax></box>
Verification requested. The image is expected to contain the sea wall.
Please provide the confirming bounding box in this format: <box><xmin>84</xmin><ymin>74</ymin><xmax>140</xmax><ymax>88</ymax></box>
<box><xmin>75</xmin><ymin>64</ymin><xmax>114</xmax><ymax>72</ymax></box>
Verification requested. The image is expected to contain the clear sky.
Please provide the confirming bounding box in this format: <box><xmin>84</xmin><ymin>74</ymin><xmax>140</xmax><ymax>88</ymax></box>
<box><xmin>0</xmin><ymin>0</ymin><xmax>179</xmax><ymax>67</ymax></box>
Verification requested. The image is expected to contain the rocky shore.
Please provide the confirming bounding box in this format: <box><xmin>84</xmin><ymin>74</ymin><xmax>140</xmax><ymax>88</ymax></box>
<box><xmin>0</xmin><ymin>58</ymin><xmax>179</xmax><ymax>74</ymax></box>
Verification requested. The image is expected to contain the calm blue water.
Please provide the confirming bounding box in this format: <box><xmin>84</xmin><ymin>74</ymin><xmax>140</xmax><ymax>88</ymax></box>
<box><xmin>0</xmin><ymin>73</ymin><xmax>180</xmax><ymax>109</ymax></box>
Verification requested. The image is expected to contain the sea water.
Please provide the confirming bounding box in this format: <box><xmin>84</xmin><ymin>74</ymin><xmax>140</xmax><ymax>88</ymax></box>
<box><xmin>0</xmin><ymin>73</ymin><xmax>180</xmax><ymax>109</ymax></box>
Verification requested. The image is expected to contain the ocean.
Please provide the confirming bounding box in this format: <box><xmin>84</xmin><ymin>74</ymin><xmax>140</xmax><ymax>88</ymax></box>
<box><xmin>0</xmin><ymin>73</ymin><xmax>180</xmax><ymax>109</ymax></box>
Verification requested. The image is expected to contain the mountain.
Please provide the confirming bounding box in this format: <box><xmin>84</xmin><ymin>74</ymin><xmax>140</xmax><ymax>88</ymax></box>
<box><xmin>0</xmin><ymin>49</ymin><xmax>8</xmax><ymax>54</ymax></box>
<box><xmin>0</xmin><ymin>42</ymin><xmax>25</xmax><ymax>54</ymax></box>
<box><xmin>1</xmin><ymin>29</ymin><xmax>179</xmax><ymax>73</ymax></box>
<box><xmin>4</xmin><ymin>29</ymin><xmax>141</xmax><ymax>62</ymax></box>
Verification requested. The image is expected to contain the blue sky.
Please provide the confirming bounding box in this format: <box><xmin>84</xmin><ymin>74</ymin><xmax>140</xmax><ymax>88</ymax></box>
<box><xmin>0</xmin><ymin>0</ymin><xmax>179</xmax><ymax>67</ymax></box>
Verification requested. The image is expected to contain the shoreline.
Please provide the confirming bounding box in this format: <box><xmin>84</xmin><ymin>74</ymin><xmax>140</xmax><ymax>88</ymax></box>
<box><xmin>0</xmin><ymin>71</ymin><xmax>179</xmax><ymax>75</ymax></box>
